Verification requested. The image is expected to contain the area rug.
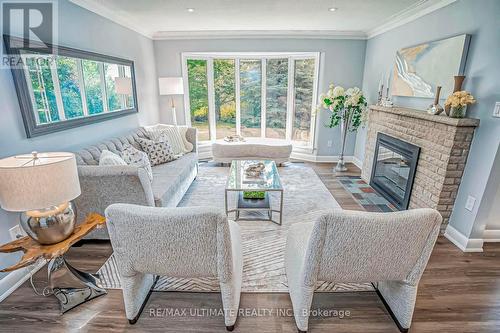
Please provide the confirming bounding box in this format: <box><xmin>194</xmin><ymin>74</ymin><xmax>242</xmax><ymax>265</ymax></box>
<box><xmin>337</xmin><ymin>176</ymin><xmax>396</xmax><ymax>213</ymax></box>
<box><xmin>97</xmin><ymin>164</ymin><xmax>374</xmax><ymax>293</ymax></box>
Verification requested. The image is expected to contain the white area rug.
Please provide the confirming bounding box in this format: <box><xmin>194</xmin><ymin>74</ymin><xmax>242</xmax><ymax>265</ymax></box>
<box><xmin>97</xmin><ymin>164</ymin><xmax>374</xmax><ymax>293</ymax></box>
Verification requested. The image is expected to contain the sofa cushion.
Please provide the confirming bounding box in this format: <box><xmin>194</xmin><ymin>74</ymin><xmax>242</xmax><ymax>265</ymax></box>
<box><xmin>151</xmin><ymin>153</ymin><xmax>198</xmax><ymax>206</ymax></box>
<box><xmin>146</xmin><ymin>125</ymin><xmax>185</xmax><ymax>156</ymax></box>
<box><xmin>99</xmin><ymin>150</ymin><xmax>127</xmax><ymax>166</ymax></box>
<box><xmin>137</xmin><ymin>135</ymin><xmax>176</xmax><ymax>166</ymax></box>
<box><xmin>75</xmin><ymin>128</ymin><xmax>149</xmax><ymax>165</ymax></box>
<box><xmin>120</xmin><ymin>144</ymin><xmax>153</xmax><ymax>182</ymax></box>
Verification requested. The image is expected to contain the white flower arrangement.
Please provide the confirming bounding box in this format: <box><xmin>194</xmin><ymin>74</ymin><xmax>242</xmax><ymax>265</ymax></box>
<box><xmin>319</xmin><ymin>84</ymin><xmax>367</xmax><ymax>130</ymax></box>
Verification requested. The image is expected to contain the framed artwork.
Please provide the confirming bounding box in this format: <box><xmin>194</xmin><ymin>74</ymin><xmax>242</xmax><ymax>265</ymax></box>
<box><xmin>392</xmin><ymin>34</ymin><xmax>470</xmax><ymax>98</ymax></box>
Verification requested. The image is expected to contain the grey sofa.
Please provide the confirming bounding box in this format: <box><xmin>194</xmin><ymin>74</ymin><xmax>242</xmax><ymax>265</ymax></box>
<box><xmin>74</xmin><ymin>127</ymin><xmax>198</xmax><ymax>239</ymax></box>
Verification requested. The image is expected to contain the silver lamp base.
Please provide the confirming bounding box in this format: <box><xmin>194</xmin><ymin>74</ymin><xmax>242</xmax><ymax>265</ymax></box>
<box><xmin>20</xmin><ymin>201</ymin><xmax>76</xmax><ymax>245</ymax></box>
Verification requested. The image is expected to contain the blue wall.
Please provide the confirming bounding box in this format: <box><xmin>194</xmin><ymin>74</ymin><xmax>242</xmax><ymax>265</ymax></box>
<box><xmin>0</xmin><ymin>0</ymin><xmax>159</xmax><ymax>280</ymax></box>
<box><xmin>355</xmin><ymin>0</ymin><xmax>500</xmax><ymax>239</ymax></box>
<box><xmin>153</xmin><ymin>38</ymin><xmax>367</xmax><ymax>157</ymax></box>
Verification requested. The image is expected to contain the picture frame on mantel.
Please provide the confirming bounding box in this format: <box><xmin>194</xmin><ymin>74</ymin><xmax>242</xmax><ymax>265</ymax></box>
<box><xmin>391</xmin><ymin>34</ymin><xmax>471</xmax><ymax>99</ymax></box>
<box><xmin>3</xmin><ymin>35</ymin><xmax>139</xmax><ymax>138</ymax></box>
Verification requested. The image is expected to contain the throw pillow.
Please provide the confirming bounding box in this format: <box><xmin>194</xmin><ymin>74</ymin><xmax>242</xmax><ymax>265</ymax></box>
<box><xmin>177</xmin><ymin>126</ymin><xmax>194</xmax><ymax>152</ymax></box>
<box><xmin>99</xmin><ymin>150</ymin><xmax>127</xmax><ymax>166</ymax></box>
<box><xmin>137</xmin><ymin>136</ymin><xmax>176</xmax><ymax>166</ymax></box>
<box><xmin>120</xmin><ymin>144</ymin><xmax>153</xmax><ymax>182</ymax></box>
<box><xmin>146</xmin><ymin>126</ymin><xmax>186</xmax><ymax>156</ymax></box>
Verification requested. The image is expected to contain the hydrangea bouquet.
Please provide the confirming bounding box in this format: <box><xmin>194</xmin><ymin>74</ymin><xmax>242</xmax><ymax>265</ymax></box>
<box><xmin>319</xmin><ymin>84</ymin><xmax>367</xmax><ymax>172</ymax></box>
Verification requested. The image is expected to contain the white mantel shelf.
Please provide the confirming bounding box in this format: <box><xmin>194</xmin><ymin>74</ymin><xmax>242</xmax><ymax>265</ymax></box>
<box><xmin>369</xmin><ymin>105</ymin><xmax>480</xmax><ymax>127</ymax></box>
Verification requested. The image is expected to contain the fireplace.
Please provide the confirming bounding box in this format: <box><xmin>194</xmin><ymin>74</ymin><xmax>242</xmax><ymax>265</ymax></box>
<box><xmin>370</xmin><ymin>133</ymin><xmax>420</xmax><ymax>210</ymax></box>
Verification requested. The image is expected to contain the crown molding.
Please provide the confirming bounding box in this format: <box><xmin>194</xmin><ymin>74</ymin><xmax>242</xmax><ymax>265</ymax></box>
<box><xmin>151</xmin><ymin>30</ymin><xmax>367</xmax><ymax>40</ymax></box>
<box><xmin>69</xmin><ymin>0</ymin><xmax>153</xmax><ymax>38</ymax></box>
<box><xmin>366</xmin><ymin>0</ymin><xmax>457</xmax><ymax>39</ymax></box>
<box><xmin>70</xmin><ymin>0</ymin><xmax>457</xmax><ymax>42</ymax></box>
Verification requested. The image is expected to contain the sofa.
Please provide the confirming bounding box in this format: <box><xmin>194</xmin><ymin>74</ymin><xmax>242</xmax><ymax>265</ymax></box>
<box><xmin>74</xmin><ymin>126</ymin><xmax>198</xmax><ymax>239</ymax></box>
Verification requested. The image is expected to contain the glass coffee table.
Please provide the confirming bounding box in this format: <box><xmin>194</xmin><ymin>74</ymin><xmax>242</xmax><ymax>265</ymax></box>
<box><xmin>225</xmin><ymin>160</ymin><xmax>283</xmax><ymax>225</ymax></box>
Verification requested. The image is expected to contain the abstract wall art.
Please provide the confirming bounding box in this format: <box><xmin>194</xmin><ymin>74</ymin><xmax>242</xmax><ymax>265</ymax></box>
<box><xmin>392</xmin><ymin>34</ymin><xmax>470</xmax><ymax>98</ymax></box>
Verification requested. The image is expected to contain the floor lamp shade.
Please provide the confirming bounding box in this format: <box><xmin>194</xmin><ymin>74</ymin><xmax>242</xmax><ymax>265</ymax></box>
<box><xmin>0</xmin><ymin>152</ymin><xmax>81</xmax><ymax>212</ymax></box>
<box><xmin>115</xmin><ymin>77</ymin><xmax>132</xmax><ymax>95</ymax></box>
<box><xmin>159</xmin><ymin>77</ymin><xmax>184</xmax><ymax>95</ymax></box>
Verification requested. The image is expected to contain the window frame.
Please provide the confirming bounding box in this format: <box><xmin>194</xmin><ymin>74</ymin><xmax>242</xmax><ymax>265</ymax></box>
<box><xmin>4</xmin><ymin>35</ymin><xmax>139</xmax><ymax>138</ymax></box>
<box><xmin>181</xmin><ymin>52</ymin><xmax>320</xmax><ymax>149</ymax></box>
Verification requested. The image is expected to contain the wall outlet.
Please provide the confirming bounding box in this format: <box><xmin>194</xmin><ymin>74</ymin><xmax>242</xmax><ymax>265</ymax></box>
<box><xmin>9</xmin><ymin>225</ymin><xmax>26</xmax><ymax>241</ymax></box>
<box><xmin>465</xmin><ymin>195</ymin><xmax>476</xmax><ymax>212</ymax></box>
<box><xmin>493</xmin><ymin>102</ymin><xmax>500</xmax><ymax>118</ymax></box>
<box><xmin>327</xmin><ymin>140</ymin><xmax>333</xmax><ymax>147</ymax></box>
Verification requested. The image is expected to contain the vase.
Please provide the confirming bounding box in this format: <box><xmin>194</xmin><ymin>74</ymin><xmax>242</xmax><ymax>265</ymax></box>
<box><xmin>445</xmin><ymin>75</ymin><xmax>466</xmax><ymax>115</ymax></box>
<box><xmin>335</xmin><ymin>108</ymin><xmax>352</xmax><ymax>172</ymax></box>
<box><xmin>427</xmin><ymin>86</ymin><xmax>444</xmax><ymax>115</ymax></box>
<box><xmin>449</xmin><ymin>105</ymin><xmax>467</xmax><ymax>118</ymax></box>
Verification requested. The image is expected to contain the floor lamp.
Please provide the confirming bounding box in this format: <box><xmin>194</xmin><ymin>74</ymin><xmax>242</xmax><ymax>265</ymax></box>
<box><xmin>159</xmin><ymin>77</ymin><xmax>184</xmax><ymax>125</ymax></box>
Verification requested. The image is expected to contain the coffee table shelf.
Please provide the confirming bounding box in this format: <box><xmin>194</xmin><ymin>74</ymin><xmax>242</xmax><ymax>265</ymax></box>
<box><xmin>225</xmin><ymin>160</ymin><xmax>283</xmax><ymax>225</ymax></box>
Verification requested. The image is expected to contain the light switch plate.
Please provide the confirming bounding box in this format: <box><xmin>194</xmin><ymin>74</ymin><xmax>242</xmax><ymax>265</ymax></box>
<box><xmin>465</xmin><ymin>195</ymin><xmax>476</xmax><ymax>212</ymax></box>
<box><xmin>493</xmin><ymin>102</ymin><xmax>500</xmax><ymax>118</ymax></box>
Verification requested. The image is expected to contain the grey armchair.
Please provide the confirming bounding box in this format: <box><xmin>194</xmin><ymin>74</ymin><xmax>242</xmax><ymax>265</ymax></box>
<box><xmin>105</xmin><ymin>204</ymin><xmax>243</xmax><ymax>330</ymax></box>
<box><xmin>285</xmin><ymin>208</ymin><xmax>442</xmax><ymax>332</ymax></box>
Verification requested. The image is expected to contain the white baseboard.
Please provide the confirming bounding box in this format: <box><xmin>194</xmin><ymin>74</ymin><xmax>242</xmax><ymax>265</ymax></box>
<box><xmin>0</xmin><ymin>260</ymin><xmax>46</xmax><ymax>303</ymax></box>
<box><xmin>444</xmin><ymin>225</ymin><xmax>484</xmax><ymax>252</ymax></box>
<box><xmin>351</xmin><ymin>156</ymin><xmax>363</xmax><ymax>169</ymax></box>
<box><xmin>483</xmin><ymin>229</ymin><xmax>500</xmax><ymax>243</ymax></box>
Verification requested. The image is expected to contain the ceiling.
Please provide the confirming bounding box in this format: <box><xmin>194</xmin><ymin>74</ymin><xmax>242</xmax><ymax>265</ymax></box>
<box><xmin>70</xmin><ymin>0</ymin><xmax>456</xmax><ymax>39</ymax></box>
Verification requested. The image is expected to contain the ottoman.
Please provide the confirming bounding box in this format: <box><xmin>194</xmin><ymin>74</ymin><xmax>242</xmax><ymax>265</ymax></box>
<box><xmin>212</xmin><ymin>138</ymin><xmax>293</xmax><ymax>164</ymax></box>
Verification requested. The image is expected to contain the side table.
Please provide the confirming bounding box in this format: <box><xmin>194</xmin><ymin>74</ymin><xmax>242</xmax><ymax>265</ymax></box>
<box><xmin>0</xmin><ymin>213</ymin><xmax>107</xmax><ymax>313</ymax></box>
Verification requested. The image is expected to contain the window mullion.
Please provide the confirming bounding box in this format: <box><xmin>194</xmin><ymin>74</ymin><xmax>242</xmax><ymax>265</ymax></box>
<box><xmin>285</xmin><ymin>58</ymin><xmax>295</xmax><ymax>141</ymax></box>
<box><xmin>99</xmin><ymin>62</ymin><xmax>109</xmax><ymax>113</ymax></box>
<box><xmin>309</xmin><ymin>55</ymin><xmax>320</xmax><ymax>148</ymax></box>
<box><xmin>77</xmin><ymin>59</ymin><xmax>89</xmax><ymax>116</ymax></box>
<box><xmin>181</xmin><ymin>57</ymin><xmax>191</xmax><ymax>126</ymax></box>
<box><xmin>235</xmin><ymin>58</ymin><xmax>241</xmax><ymax>136</ymax></box>
<box><xmin>260</xmin><ymin>58</ymin><xmax>267</xmax><ymax>139</ymax></box>
<box><xmin>207</xmin><ymin>58</ymin><xmax>216</xmax><ymax>141</ymax></box>
<box><xmin>49</xmin><ymin>56</ymin><xmax>66</xmax><ymax>121</ymax></box>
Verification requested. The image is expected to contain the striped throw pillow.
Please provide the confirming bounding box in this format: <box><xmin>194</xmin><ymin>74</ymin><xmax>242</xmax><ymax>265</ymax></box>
<box><xmin>146</xmin><ymin>126</ymin><xmax>186</xmax><ymax>156</ymax></box>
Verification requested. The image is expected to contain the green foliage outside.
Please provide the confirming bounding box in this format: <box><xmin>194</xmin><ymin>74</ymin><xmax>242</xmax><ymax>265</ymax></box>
<box><xmin>82</xmin><ymin>60</ymin><xmax>104</xmax><ymax>115</ymax></box>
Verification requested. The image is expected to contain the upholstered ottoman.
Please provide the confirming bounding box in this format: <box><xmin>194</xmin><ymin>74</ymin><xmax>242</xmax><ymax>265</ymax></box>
<box><xmin>212</xmin><ymin>138</ymin><xmax>292</xmax><ymax>164</ymax></box>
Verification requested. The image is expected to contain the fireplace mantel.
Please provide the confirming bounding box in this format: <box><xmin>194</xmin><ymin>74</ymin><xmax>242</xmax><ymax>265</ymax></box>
<box><xmin>362</xmin><ymin>105</ymin><xmax>480</xmax><ymax>231</ymax></box>
<box><xmin>369</xmin><ymin>105</ymin><xmax>480</xmax><ymax>127</ymax></box>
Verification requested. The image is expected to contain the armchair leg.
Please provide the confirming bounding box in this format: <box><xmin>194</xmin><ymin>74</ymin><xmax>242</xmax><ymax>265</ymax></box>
<box><xmin>226</xmin><ymin>325</ymin><xmax>235</xmax><ymax>331</ymax></box>
<box><xmin>128</xmin><ymin>276</ymin><xmax>159</xmax><ymax>325</ymax></box>
<box><xmin>372</xmin><ymin>283</ymin><xmax>409</xmax><ymax>333</ymax></box>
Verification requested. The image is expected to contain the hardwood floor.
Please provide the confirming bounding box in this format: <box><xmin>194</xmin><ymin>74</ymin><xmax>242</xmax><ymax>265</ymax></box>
<box><xmin>1</xmin><ymin>162</ymin><xmax>499</xmax><ymax>333</ymax></box>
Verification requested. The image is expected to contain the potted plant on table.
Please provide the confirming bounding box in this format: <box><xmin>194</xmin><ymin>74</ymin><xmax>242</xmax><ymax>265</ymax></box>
<box><xmin>319</xmin><ymin>84</ymin><xmax>367</xmax><ymax>172</ymax></box>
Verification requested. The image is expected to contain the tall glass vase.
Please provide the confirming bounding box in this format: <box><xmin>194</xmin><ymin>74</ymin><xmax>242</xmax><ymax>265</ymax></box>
<box><xmin>335</xmin><ymin>108</ymin><xmax>352</xmax><ymax>172</ymax></box>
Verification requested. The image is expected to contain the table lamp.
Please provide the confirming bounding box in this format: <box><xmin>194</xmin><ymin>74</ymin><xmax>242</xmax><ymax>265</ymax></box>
<box><xmin>158</xmin><ymin>77</ymin><xmax>184</xmax><ymax>125</ymax></box>
<box><xmin>0</xmin><ymin>152</ymin><xmax>81</xmax><ymax>245</ymax></box>
<box><xmin>115</xmin><ymin>77</ymin><xmax>133</xmax><ymax>108</ymax></box>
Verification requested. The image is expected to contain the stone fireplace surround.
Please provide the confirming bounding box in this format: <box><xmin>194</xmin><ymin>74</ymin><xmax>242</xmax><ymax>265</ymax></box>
<box><xmin>362</xmin><ymin>105</ymin><xmax>479</xmax><ymax>231</ymax></box>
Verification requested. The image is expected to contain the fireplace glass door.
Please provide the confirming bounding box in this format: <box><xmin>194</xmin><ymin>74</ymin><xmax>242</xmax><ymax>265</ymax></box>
<box><xmin>370</xmin><ymin>133</ymin><xmax>420</xmax><ymax>210</ymax></box>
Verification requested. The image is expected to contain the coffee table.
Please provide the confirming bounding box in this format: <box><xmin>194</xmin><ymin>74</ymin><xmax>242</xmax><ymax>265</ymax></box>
<box><xmin>225</xmin><ymin>160</ymin><xmax>283</xmax><ymax>225</ymax></box>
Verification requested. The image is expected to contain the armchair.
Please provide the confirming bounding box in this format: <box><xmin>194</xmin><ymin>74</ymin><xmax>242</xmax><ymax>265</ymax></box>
<box><xmin>285</xmin><ymin>208</ymin><xmax>442</xmax><ymax>332</ymax></box>
<box><xmin>105</xmin><ymin>204</ymin><xmax>243</xmax><ymax>330</ymax></box>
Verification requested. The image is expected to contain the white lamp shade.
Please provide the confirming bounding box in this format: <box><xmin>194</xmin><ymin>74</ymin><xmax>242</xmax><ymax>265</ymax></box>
<box><xmin>0</xmin><ymin>152</ymin><xmax>81</xmax><ymax>212</ymax></box>
<box><xmin>115</xmin><ymin>77</ymin><xmax>132</xmax><ymax>95</ymax></box>
<box><xmin>159</xmin><ymin>77</ymin><xmax>184</xmax><ymax>95</ymax></box>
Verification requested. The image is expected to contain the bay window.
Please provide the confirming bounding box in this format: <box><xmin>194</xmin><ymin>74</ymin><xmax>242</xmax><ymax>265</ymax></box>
<box><xmin>183</xmin><ymin>52</ymin><xmax>319</xmax><ymax>148</ymax></box>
